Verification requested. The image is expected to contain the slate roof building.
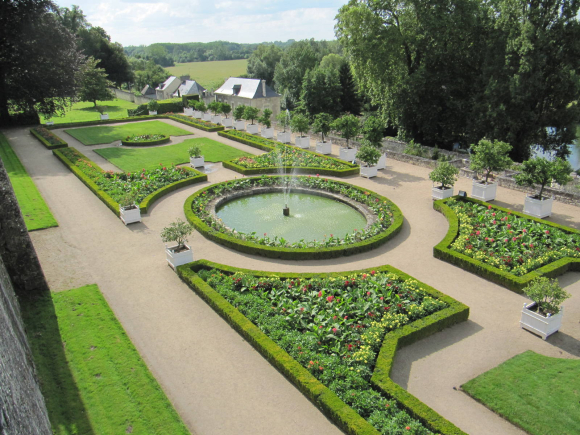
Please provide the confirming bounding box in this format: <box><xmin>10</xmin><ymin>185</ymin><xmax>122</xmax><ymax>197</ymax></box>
<box><xmin>173</xmin><ymin>80</ymin><xmax>206</xmax><ymax>98</ymax></box>
<box><xmin>155</xmin><ymin>76</ymin><xmax>181</xmax><ymax>100</ymax></box>
<box><xmin>212</xmin><ymin>77</ymin><xmax>281</xmax><ymax>118</ymax></box>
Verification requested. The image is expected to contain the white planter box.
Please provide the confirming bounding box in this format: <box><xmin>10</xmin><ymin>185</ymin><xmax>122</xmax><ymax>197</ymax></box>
<box><xmin>190</xmin><ymin>156</ymin><xmax>205</xmax><ymax>168</ymax></box>
<box><xmin>316</xmin><ymin>141</ymin><xmax>332</xmax><ymax>155</ymax></box>
<box><xmin>203</xmin><ymin>113</ymin><xmax>212</xmax><ymax>122</ymax></box>
<box><xmin>376</xmin><ymin>153</ymin><xmax>387</xmax><ymax>170</ymax></box>
<box><xmin>360</xmin><ymin>165</ymin><xmax>378</xmax><ymax>178</ymax></box>
<box><xmin>246</xmin><ymin>124</ymin><xmax>259</xmax><ymax>134</ymax></box>
<box><xmin>520</xmin><ymin>302</ymin><xmax>563</xmax><ymax>340</ymax></box>
<box><xmin>184</xmin><ymin>107</ymin><xmax>194</xmax><ymax>116</ymax></box>
<box><xmin>261</xmin><ymin>127</ymin><xmax>274</xmax><ymax>139</ymax></box>
<box><xmin>432</xmin><ymin>186</ymin><xmax>454</xmax><ymax>200</ymax></box>
<box><xmin>339</xmin><ymin>148</ymin><xmax>357</xmax><ymax>162</ymax></box>
<box><xmin>277</xmin><ymin>131</ymin><xmax>291</xmax><ymax>143</ymax></box>
<box><xmin>165</xmin><ymin>244</ymin><xmax>193</xmax><ymax>270</ymax></box>
<box><xmin>472</xmin><ymin>181</ymin><xmax>498</xmax><ymax>201</ymax></box>
<box><xmin>148</xmin><ymin>111</ymin><xmax>157</xmax><ymax>116</ymax></box>
<box><xmin>523</xmin><ymin>195</ymin><xmax>553</xmax><ymax>219</ymax></box>
<box><xmin>119</xmin><ymin>205</ymin><xmax>141</xmax><ymax>225</ymax></box>
<box><xmin>222</xmin><ymin>118</ymin><xmax>233</xmax><ymax>128</ymax></box>
<box><xmin>235</xmin><ymin>120</ymin><xmax>245</xmax><ymax>131</ymax></box>
<box><xmin>295</xmin><ymin>136</ymin><xmax>310</xmax><ymax>149</ymax></box>
<box><xmin>100</xmin><ymin>114</ymin><xmax>109</xmax><ymax>120</ymax></box>
<box><xmin>211</xmin><ymin>115</ymin><xmax>222</xmax><ymax>124</ymax></box>
<box><xmin>45</xmin><ymin>121</ymin><xmax>54</xmax><ymax>126</ymax></box>
<box><xmin>193</xmin><ymin>110</ymin><xmax>202</xmax><ymax>119</ymax></box>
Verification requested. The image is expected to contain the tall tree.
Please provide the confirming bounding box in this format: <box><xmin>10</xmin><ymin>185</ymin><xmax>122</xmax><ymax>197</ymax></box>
<box><xmin>273</xmin><ymin>41</ymin><xmax>318</xmax><ymax>109</ymax></box>
<box><xmin>298</xmin><ymin>66</ymin><xmax>342</xmax><ymax>117</ymax></box>
<box><xmin>247</xmin><ymin>44</ymin><xmax>283</xmax><ymax>87</ymax></box>
<box><xmin>78</xmin><ymin>57</ymin><xmax>114</xmax><ymax>107</ymax></box>
<box><xmin>338</xmin><ymin>62</ymin><xmax>361</xmax><ymax>116</ymax></box>
<box><xmin>0</xmin><ymin>0</ymin><xmax>83</xmax><ymax>123</ymax></box>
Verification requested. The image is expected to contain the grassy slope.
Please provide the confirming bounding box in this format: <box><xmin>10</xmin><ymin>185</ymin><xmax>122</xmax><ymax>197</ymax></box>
<box><xmin>95</xmin><ymin>137</ymin><xmax>253</xmax><ymax>172</ymax></box>
<box><xmin>23</xmin><ymin>285</ymin><xmax>189</xmax><ymax>435</ymax></box>
<box><xmin>462</xmin><ymin>350</ymin><xmax>580</xmax><ymax>435</ymax></box>
<box><xmin>41</xmin><ymin>98</ymin><xmax>138</xmax><ymax>124</ymax></box>
<box><xmin>0</xmin><ymin>132</ymin><xmax>57</xmax><ymax>231</ymax></box>
<box><xmin>166</xmin><ymin>59</ymin><xmax>248</xmax><ymax>90</ymax></box>
<box><xmin>64</xmin><ymin>121</ymin><xmax>191</xmax><ymax>145</ymax></box>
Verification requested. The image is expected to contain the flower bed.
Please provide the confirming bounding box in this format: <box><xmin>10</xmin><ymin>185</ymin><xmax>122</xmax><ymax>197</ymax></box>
<box><xmin>178</xmin><ymin>260</ymin><xmax>468</xmax><ymax>435</ymax></box>
<box><xmin>434</xmin><ymin>197</ymin><xmax>580</xmax><ymax>291</ymax></box>
<box><xmin>30</xmin><ymin>126</ymin><xmax>68</xmax><ymax>149</ymax></box>
<box><xmin>121</xmin><ymin>134</ymin><xmax>170</xmax><ymax>146</ymax></box>
<box><xmin>169</xmin><ymin>114</ymin><xmax>224</xmax><ymax>132</ymax></box>
<box><xmin>184</xmin><ymin>175</ymin><xmax>403</xmax><ymax>260</ymax></box>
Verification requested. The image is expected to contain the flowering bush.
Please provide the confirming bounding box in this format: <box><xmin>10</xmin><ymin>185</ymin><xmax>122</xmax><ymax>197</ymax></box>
<box><xmin>198</xmin><ymin>268</ymin><xmax>446</xmax><ymax>435</ymax></box>
<box><xmin>124</xmin><ymin>134</ymin><xmax>167</xmax><ymax>142</ymax></box>
<box><xmin>448</xmin><ymin>199</ymin><xmax>580</xmax><ymax>276</ymax></box>
<box><xmin>31</xmin><ymin>126</ymin><xmax>66</xmax><ymax>146</ymax></box>
<box><xmin>59</xmin><ymin>147</ymin><xmax>195</xmax><ymax>204</ymax></box>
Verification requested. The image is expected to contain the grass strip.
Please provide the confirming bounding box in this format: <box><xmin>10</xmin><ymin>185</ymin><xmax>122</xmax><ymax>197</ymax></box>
<box><xmin>462</xmin><ymin>351</ymin><xmax>580</xmax><ymax>435</ymax></box>
<box><xmin>41</xmin><ymin>98</ymin><xmax>138</xmax><ymax>124</ymax></box>
<box><xmin>22</xmin><ymin>285</ymin><xmax>189</xmax><ymax>435</ymax></box>
<box><xmin>64</xmin><ymin>121</ymin><xmax>191</xmax><ymax>145</ymax></box>
<box><xmin>0</xmin><ymin>132</ymin><xmax>58</xmax><ymax>231</ymax></box>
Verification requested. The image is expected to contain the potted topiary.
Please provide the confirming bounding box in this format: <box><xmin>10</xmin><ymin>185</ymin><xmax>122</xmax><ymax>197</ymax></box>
<box><xmin>290</xmin><ymin>113</ymin><xmax>310</xmax><ymax>149</ymax></box>
<box><xmin>313</xmin><ymin>113</ymin><xmax>333</xmax><ymax>155</ymax></box>
<box><xmin>356</xmin><ymin>144</ymin><xmax>382</xmax><ymax>178</ymax></box>
<box><xmin>362</xmin><ymin>115</ymin><xmax>386</xmax><ymax>169</ymax></box>
<box><xmin>259</xmin><ymin>109</ymin><xmax>273</xmax><ymax>138</ymax></box>
<box><xmin>429</xmin><ymin>161</ymin><xmax>459</xmax><ymax>199</ymax></box>
<box><xmin>469</xmin><ymin>139</ymin><xmax>513</xmax><ymax>201</ymax></box>
<box><xmin>243</xmin><ymin>106</ymin><xmax>260</xmax><ymax>134</ymax></box>
<box><xmin>332</xmin><ymin>114</ymin><xmax>360</xmax><ymax>162</ymax></box>
<box><xmin>118</xmin><ymin>191</ymin><xmax>141</xmax><ymax>225</ymax></box>
<box><xmin>208</xmin><ymin>101</ymin><xmax>222</xmax><ymax>125</ymax></box>
<box><xmin>520</xmin><ymin>277</ymin><xmax>571</xmax><ymax>340</ymax></box>
<box><xmin>147</xmin><ymin>100</ymin><xmax>159</xmax><ymax>116</ymax></box>
<box><xmin>234</xmin><ymin>105</ymin><xmax>246</xmax><ymax>130</ymax></box>
<box><xmin>514</xmin><ymin>157</ymin><xmax>573</xmax><ymax>218</ymax></box>
<box><xmin>221</xmin><ymin>103</ymin><xmax>232</xmax><ymax>128</ymax></box>
<box><xmin>97</xmin><ymin>105</ymin><xmax>109</xmax><ymax>120</ymax></box>
<box><xmin>161</xmin><ymin>219</ymin><xmax>195</xmax><ymax>269</ymax></box>
<box><xmin>276</xmin><ymin>111</ymin><xmax>291</xmax><ymax>143</ymax></box>
<box><xmin>189</xmin><ymin>145</ymin><xmax>204</xmax><ymax>168</ymax></box>
<box><xmin>193</xmin><ymin>100</ymin><xmax>203</xmax><ymax>118</ymax></box>
<box><xmin>199</xmin><ymin>101</ymin><xmax>211</xmax><ymax>121</ymax></box>
<box><xmin>183</xmin><ymin>100</ymin><xmax>194</xmax><ymax>116</ymax></box>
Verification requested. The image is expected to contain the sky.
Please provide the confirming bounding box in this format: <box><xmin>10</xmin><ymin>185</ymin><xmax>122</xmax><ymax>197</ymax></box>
<box><xmin>52</xmin><ymin>0</ymin><xmax>345</xmax><ymax>47</ymax></box>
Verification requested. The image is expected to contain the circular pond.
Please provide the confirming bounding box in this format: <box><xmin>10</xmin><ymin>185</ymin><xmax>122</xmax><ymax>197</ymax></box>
<box><xmin>216</xmin><ymin>192</ymin><xmax>367</xmax><ymax>243</ymax></box>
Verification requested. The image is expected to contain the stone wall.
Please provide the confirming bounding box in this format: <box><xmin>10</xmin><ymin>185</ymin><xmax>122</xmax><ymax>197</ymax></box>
<box><xmin>110</xmin><ymin>88</ymin><xmax>154</xmax><ymax>105</ymax></box>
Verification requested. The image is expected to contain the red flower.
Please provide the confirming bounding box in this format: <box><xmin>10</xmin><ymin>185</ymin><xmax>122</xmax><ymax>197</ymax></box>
<box><xmin>488</xmin><ymin>205</ymin><xmax>492</xmax><ymax>209</ymax></box>
<box><xmin>332</xmin><ymin>328</ymin><xmax>337</xmax><ymax>333</ymax></box>
<box><xmin>344</xmin><ymin>316</ymin><xmax>348</xmax><ymax>319</ymax></box>
<box><xmin>318</xmin><ymin>291</ymin><xmax>322</xmax><ymax>297</ymax></box>
<box><xmin>319</xmin><ymin>325</ymin><xmax>323</xmax><ymax>329</ymax></box>
<box><xmin>406</xmin><ymin>427</ymin><xmax>410</xmax><ymax>431</ymax></box>
<box><xmin>326</xmin><ymin>295</ymin><xmax>334</xmax><ymax>302</ymax></box>
<box><xmin>370</xmin><ymin>270</ymin><xmax>376</xmax><ymax>275</ymax></box>
<box><xmin>545</xmin><ymin>230</ymin><xmax>550</xmax><ymax>234</ymax></box>
<box><xmin>476</xmin><ymin>231</ymin><xmax>480</xmax><ymax>235</ymax></box>
<box><xmin>367</xmin><ymin>291</ymin><xmax>371</xmax><ymax>296</ymax></box>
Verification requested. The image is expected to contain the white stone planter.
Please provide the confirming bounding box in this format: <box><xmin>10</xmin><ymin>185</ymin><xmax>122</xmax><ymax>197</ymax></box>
<box><xmin>45</xmin><ymin>121</ymin><xmax>54</xmax><ymax>126</ymax></box>
<box><xmin>432</xmin><ymin>186</ymin><xmax>454</xmax><ymax>200</ymax></box>
<box><xmin>119</xmin><ymin>205</ymin><xmax>141</xmax><ymax>225</ymax></box>
<box><xmin>339</xmin><ymin>147</ymin><xmax>357</xmax><ymax>162</ymax></box>
<box><xmin>190</xmin><ymin>156</ymin><xmax>205</xmax><ymax>168</ymax></box>
<box><xmin>235</xmin><ymin>120</ymin><xmax>245</xmax><ymax>131</ymax></box>
<box><xmin>148</xmin><ymin>111</ymin><xmax>156</xmax><ymax>116</ymax></box>
<box><xmin>520</xmin><ymin>302</ymin><xmax>563</xmax><ymax>340</ymax></box>
<box><xmin>523</xmin><ymin>195</ymin><xmax>553</xmax><ymax>219</ymax></box>
<box><xmin>184</xmin><ymin>107</ymin><xmax>194</xmax><ymax>116</ymax></box>
<box><xmin>360</xmin><ymin>165</ymin><xmax>378</xmax><ymax>178</ymax></box>
<box><xmin>316</xmin><ymin>141</ymin><xmax>332</xmax><ymax>155</ymax></box>
<box><xmin>100</xmin><ymin>114</ymin><xmax>109</xmax><ymax>120</ymax></box>
<box><xmin>211</xmin><ymin>115</ymin><xmax>222</xmax><ymax>124</ymax></box>
<box><xmin>277</xmin><ymin>131</ymin><xmax>291</xmax><ymax>143</ymax></box>
<box><xmin>203</xmin><ymin>113</ymin><xmax>212</xmax><ymax>122</ymax></box>
<box><xmin>261</xmin><ymin>127</ymin><xmax>274</xmax><ymax>139</ymax></box>
<box><xmin>295</xmin><ymin>136</ymin><xmax>310</xmax><ymax>149</ymax></box>
<box><xmin>165</xmin><ymin>244</ymin><xmax>193</xmax><ymax>270</ymax></box>
<box><xmin>376</xmin><ymin>153</ymin><xmax>387</xmax><ymax>170</ymax></box>
<box><xmin>246</xmin><ymin>124</ymin><xmax>259</xmax><ymax>134</ymax></box>
<box><xmin>222</xmin><ymin>118</ymin><xmax>233</xmax><ymax>128</ymax></box>
<box><xmin>471</xmin><ymin>181</ymin><xmax>498</xmax><ymax>202</ymax></box>
<box><xmin>193</xmin><ymin>110</ymin><xmax>202</xmax><ymax>119</ymax></box>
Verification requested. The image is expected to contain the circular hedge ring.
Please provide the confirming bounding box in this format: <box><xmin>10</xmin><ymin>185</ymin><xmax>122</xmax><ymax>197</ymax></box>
<box><xmin>121</xmin><ymin>134</ymin><xmax>170</xmax><ymax>146</ymax></box>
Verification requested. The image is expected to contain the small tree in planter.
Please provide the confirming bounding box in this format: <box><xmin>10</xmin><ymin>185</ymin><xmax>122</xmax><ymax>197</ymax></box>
<box><xmin>233</xmin><ymin>104</ymin><xmax>247</xmax><ymax>130</ymax></box>
<box><xmin>276</xmin><ymin>111</ymin><xmax>291</xmax><ymax>143</ymax></box>
<box><xmin>332</xmin><ymin>114</ymin><xmax>360</xmax><ymax>161</ymax></box>
<box><xmin>243</xmin><ymin>106</ymin><xmax>260</xmax><ymax>133</ymax></box>
<box><xmin>161</xmin><ymin>219</ymin><xmax>195</xmax><ymax>269</ymax></box>
<box><xmin>356</xmin><ymin>144</ymin><xmax>382</xmax><ymax>178</ymax></box>
<box><xmin>312</xmin><ymin>112</ymin><xmax>333</xmax><ymax>154</ymax></box>
<box><xmin>469</xmin><ymin>139</ymin><xmax>513</xmax><ymax>201</ymax></box>
<box><xmin>429</xmin><ymin>161</ymin><xmax>459</xmax><ymax>199</ymax></box>
<box><xmin>147</xmin><ymin>99</ymin><xmax>159</xmax><ymax>115</ymax></box>
<box><xmin>118</xmin><ymin>191</ymin><xmax>141</xmax><ymax>225</ymax></box>
<box><xmin>520</xmin><ymin>277</ymin><xmax>571</xmax><ymax>339</ymax></box>
<box><xmin>290</xmin><ymin>113</ymin><xmax>310</xmax><ymax>148</ymax></box>
<box><xmin>362</xmin><ymin>115</ymin><xmax>386</xmax><ymax>169</ymax></box>
<box><xmin>259</xmin><ymin>108</ymin><xmax>273</xmax><ymax>138</ymax></box>
<box><xmin>220</xmin><ymin>103</ymin><xmax>232</xmax><ymax>127</ymax></box>
<box><xmin>514</xmin><ymin>157</ymin><xmax>573</xmax><ymax>218</ymax></box>
<box><xmin>208</xmin><ymin>101</ymin><xmax>222</xmax><ymax>124</ymax></box>
<box><xmin>189</xmin><ymin>145</ymin><xmax>204</xmax><ymax>167</ymax></box>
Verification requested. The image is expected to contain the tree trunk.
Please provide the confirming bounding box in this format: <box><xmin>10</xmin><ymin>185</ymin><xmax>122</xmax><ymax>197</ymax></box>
<box><xmin>0</xmin><ymin>66</ymin><xmax>11</xmax><ymax>126</ymax></box>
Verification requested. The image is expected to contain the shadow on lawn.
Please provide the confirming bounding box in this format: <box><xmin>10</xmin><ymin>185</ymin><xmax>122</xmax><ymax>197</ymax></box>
<box><xmin>77</xmin><ymin>105</ymin><xmax>127</xmax><ymax>114</ymax></box>
<box><xmin>21</xmin><ymin>294</ymin><xmax>95</xmax><ymax>435</ymax></box>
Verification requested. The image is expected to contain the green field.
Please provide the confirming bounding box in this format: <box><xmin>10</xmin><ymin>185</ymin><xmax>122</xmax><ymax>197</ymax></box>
<box><xmin>64</xmin><ymin>120</ymin><xmax>191</xmax><ymax>145</ymax></box>
<box><xmin>95</xmin><ymin>137</ymin><xmax>253</xmax><ymax>172</ymax></box>
<box><xmin>0</xmin><ymin>132</ymin><xmax>57</xmax><ymax>231</ymax></box>
<box><xmin>41</xmin><ymin>98</ymin><xmax>138</xmax><ymax>125</ymax></box>
<box><xmin>22</xmin><ymin>284</ymin><xmax>189</xmax><ymax>435</ymax></box>
<box><xmin>166</xmin><ymin>59</ymin><xmax>248</xmax><ymax>90</ymax></box>
<box><xmin>462</xmin><ymin>351</ymin><xmax>580</xmax><ymax>435</ymax></box>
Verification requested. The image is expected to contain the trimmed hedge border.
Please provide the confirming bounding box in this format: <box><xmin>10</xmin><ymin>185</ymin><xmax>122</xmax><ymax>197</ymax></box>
<box><xmin>168</xmin><ymin>115</ymin><xmax>224</xmax><ymax>132</ymax></box>
<box><xmin>218</xmin><ymin>130</ymin><xmax>360</xmax><ymax>177</ymax></box>
<box><xmin>177</xmin><ymin>260</ymin><xmax>469</xmax><ymax>435</ymax></box>
<box><xmin>121</xmin><ymin>135</ymin><xmax>170</xmax><ymax>146</ymax></box>
<box><xmin>52</xmin><ymin>148</ymin><xmax>207</xmax><ymax>218</ymax></box>
<box><xmin>184</xmin><ymin>176</ymin><xmax>404</xmax><ymax>260</ymax></box>
<box><xmin>30</xmin><ymin>127</ymin><xmax>68</xmax><ymax>149</ymax></box>
<box><xmin>433</xmin><ymin>196</ymin><xmax>580</xmax><ymax>293</ymax></box>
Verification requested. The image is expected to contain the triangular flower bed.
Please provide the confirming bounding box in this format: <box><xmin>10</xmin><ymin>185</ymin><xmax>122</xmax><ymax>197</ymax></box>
<box><xmin>178</xmin><ymin>260</ymin><xmax>469</xmax><ymax>435</ymax></box>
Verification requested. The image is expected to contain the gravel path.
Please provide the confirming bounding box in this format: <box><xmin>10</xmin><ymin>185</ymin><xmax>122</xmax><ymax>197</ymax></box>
<box><xmin>3</xmin><ymin>121</ymin><xmax>579</xmax><ymax>435</ymax></box>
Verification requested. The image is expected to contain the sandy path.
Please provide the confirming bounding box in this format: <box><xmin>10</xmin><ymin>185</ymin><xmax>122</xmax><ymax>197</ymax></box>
<box><xmin>4</xmin><ymin>122</ymin><xmax>579</xmax><ymax>435</ymax></box>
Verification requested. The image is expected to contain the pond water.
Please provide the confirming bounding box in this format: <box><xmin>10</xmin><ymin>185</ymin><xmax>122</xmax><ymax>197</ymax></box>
<box><xmin>216</xmin><ymin>192</ymin><xmax>367</xmax><ymax>243</ymax></box>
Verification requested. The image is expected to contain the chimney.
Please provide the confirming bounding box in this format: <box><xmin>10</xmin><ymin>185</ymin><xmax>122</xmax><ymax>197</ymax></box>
<box><xmin>262</xmin><ymin>80</ymin><xmax>266</xmax><ymax>97</ymax></box>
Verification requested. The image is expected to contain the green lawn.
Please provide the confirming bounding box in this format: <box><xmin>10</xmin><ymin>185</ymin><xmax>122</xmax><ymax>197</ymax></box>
<box><xmin>95</xmin><ymin>137</ymin><xmax>253</xmax><ymax>172</ymax></box>
<box><xmin>0</xmin><ymin>132</ymin><xmax>57</xmax><ymax>231</ymax></box>
<box><xmin>462</xmin><ymin>350</ymin><xmax>580</xmax><ymax>435</ymax></box>
<box><xmin>64</xmin><ymin>120</ymin><xmax>191</xmax><ymax>145</ymax></box>
<box><xmin>41</xmin><ymin>98</ymin><xmax>138</xmax><ymax>124</ymax></box>
<box><xmin>22</xmin><ymin>284</ymin><xmax>190</xmax><ymax>435</ymax></box>
<box><xmin>165</xmin><ymin>59</ymin><xmax>248</xmax><ymax>90</ymax></box>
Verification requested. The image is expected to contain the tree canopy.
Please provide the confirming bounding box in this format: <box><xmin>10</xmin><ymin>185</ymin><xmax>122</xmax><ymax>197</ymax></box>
<box><xmin>78</xmin><ymin>57</ymin><xmax>114</xmax><ymax>107</ymax></box>
<box><xmin>247</xmin><ymin>44</ymin><xmax>283</xmax><ymax>87</ymax></box>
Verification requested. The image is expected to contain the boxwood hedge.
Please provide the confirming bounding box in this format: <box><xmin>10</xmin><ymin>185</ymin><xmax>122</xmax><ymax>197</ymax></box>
<box><xmin>121</xmin><ymin>135</ymin><xmax>170</xmax><ymax>146</ymax></box>
<box><xmin>30</xmin><ymin>127</ymin><xmax>68</xmax><ymax>149</ymax></box>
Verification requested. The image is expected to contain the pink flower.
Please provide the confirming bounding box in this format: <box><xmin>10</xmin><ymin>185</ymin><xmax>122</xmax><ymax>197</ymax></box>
<box><xmin>370</xmin><ymin>270</ymin><xmax>376</xmax><ymax>275</ymax></box>
<box><xmin>344</xmin><ymin>316</ymin><xmax>348</xmax><ymax>320</ymax></box>
<box><xmin>545</xmin><ymin>230</ymin><xmax>550</xmax><ymax>234</ymax></box>
<box><xmin>493</xmin><ymin>220</ymin><xmax>497</xmax><ymax>224</ymax></box>
<box><xmin>476</xmin><ymin>231</ymin><xmax>480</xmax><ymax>235</ymax></box>
<box><xmin>492</xmin><ymin>212</ymin><xmax>496</xmax><ymax>217</ymax></box>
<box><xmin>319</xmin><ymin>325</ymin><xmax>323</xmax><ymax>329</ymax></box>
<box><xmin>523</xmin><ymin>229</ymin><xmax>527</xmax><ymax>233</ymax></box>
<box><xmin>504</xmin><ymin>239</ymin><xmax>508</xmax><ymax>242</ymax></box>
<box><xmin>332</xmin><ymin>328</ymin><xmax>337</xmax><ymax>333</ymax></box>
<box><xmin>326</xmin><ymin>296</ymin><xmax>334</xmax><ymax>302</ymax></box>
<box><xmin>507</xmin><ymin>224</ymin><xmax>511</xmax><ymax>229</ymax></box>
<box><xmin>362</xmin><ymin>273</ymin><xmax>367</xmax><ymax>279</ymax></box>
<box><xmin>318</xmin><ymin>291</ymin><xmax>322</xmax><ymax>297</ymax></box>
<box><xmin>490</xmin><ymin>238</ymin><xmax>494</xmax><ymax>242</ymax></box>
<box><xmin>367</xmin><ymin>291</ymin><xmax>371</xmax><ymax>296</ymax></box>
<box><xmin>488</xmin><ymin>205</ymin><xmax>492</xmax><ymax>210</ymax></box>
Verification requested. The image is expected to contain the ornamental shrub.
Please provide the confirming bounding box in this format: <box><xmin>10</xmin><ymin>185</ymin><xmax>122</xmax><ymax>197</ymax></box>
<box><xmin>259</xmin><ymin>108</ymin><xmax>273</xmax><ymax>128</ymax></box>
<box><xmin>514</xmin><ymin>157</ymin><xmax>573</xmax><ymax>200</ymax></box>
<box><xmin>332</xmin><ymin>114</ymin><xmax>360</xmax><ymax>148</ymax></box>
<box><xmin>276</xmin><ymin>111</ymin><xmax>290</xmax><ymax>132</ymax></box>
<box><xmin>469</xmin><ymin>139</ymin><xmax>513</xmax><ymax>184</ymax></box>
<box><xmin>429</xmin><ymin>161</ymin><xmax>459</xmax><ymax>189</ymax></box>
<box><xmin>312</xmin><ymin>113</ymin><xmax>334</xmax><ymax>143</ymax></box>
<box><xmin>147</xmin><ymin>100</ymin><xmax>159</xmax><ymax>112</ymax></box>
<box><xmin>243</xmin><ymin>106</ymin><xmax>260</xmax><ymax>125</ymax></box>
<box><xmin>207</xmin><ymin>101</ymin><xmax>221</xmax><ymax>116</ymax></box>
<box><xmin>188</xmin><ymin>145</ymin><xmax>202</xmax><ymax>158</ymax></box>
<box><xmin>221</xmin><ymin>103</ymin><xmax>232</xmax><ymax>118</ymax></box>
<box><xmin>523</xmin><ymin>277</ymin><xmax>571</xmax><ymax>315</ymax></box>
<box><xmin>161</xmin><ymin>219</ymin><xmax>194</xmax><ymax>250</ymax></box>
<box><xmin>290</xmin><ymin>113</ymin><xmax>310</xmax><ymax>137</ymax></box>
<box><xmin>233</xmin><ymin>104</ymin><xmax>246</xmax><ymax>121</ymax></box>
<box><xmin>356</xmin><ymin>145</ymin><xmax>382</xmax><ymax>167</ymax></box>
